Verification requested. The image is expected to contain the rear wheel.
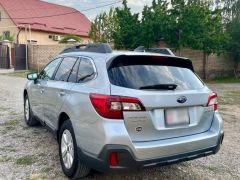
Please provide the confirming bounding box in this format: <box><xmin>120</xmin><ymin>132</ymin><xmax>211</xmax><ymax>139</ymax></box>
<box><xmin>59</xmin><ymin>120</ymin><xmax>90</xmax><ymax>179</ymax></box>
<box><xmin>24</xmin><ymin>94</ymin><xmax>39</xmax><ymax>126</ymax></box>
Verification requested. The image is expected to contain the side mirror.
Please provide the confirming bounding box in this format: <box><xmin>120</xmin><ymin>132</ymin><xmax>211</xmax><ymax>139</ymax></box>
<box><xmin>27</xmin><ymin>72</ymin><xmax>38</xmax><ymax>81</ymax></box>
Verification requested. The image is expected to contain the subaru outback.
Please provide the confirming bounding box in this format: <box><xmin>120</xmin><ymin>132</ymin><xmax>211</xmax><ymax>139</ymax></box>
<box><xmin>23</xmin><ymin>43</ymin><xmax>224</xmax><ymax>179</ymax></box>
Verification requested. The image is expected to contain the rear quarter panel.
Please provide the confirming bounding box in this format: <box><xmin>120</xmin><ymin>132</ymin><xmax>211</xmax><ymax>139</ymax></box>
<box><xmin>58</xmin><ymin>57</ymin><xmax>112</xmax><ymax>154</ymax></box>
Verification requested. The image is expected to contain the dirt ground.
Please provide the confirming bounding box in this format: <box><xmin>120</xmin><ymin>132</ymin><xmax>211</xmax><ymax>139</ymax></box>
<box><xmin>0</xmin><ymin>75</ymin><xmax>239</xmax><ymax>180</ymax></box>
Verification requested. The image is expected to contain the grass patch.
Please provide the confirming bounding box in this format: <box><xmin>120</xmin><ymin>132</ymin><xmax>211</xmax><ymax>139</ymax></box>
<box><xmin>9</xmin><ymin>111</ymin><xmax>19</xmax><ymax>116</ymax></box>
<box><xmin>219</xmin><ymin>91</ymin><xmax>240</xmax><ymax>105</ymax></box>
<box><xmin>206</xmin><ymin>165</ymin><xmax>219</xmax><ymax>172</ymax></box>
<box><xmin>0</xmin><ymin>156</ymin><xmax>12</xmax><ymax>162</ymax></box>
<box><xmin>0</xmin><ymin>146</ymin><xmax>16</xmax><ymax>152</ymax></box>
<box><xmin>41</xmin><ymin>167</ymin><xmax>53</xmax><ymax>173</ymax></box>
<box><xmin>0</xmin><ymin>107</ymin><xmax>10</xmax><ymax>111</ymax></box>
<box><xmin>206</xmin><ymin>76</ymin><xmax>240</xmax><ymax>83</ymax></box>
<box><xmin>16</xmin><ymin>156</ymin><xmax>35</xmax><ymax>166</ymax></box>
<box><xmin>3</xmin><ymin>120</ymin><xmax>19</xmax><ymax>127</ymax></box>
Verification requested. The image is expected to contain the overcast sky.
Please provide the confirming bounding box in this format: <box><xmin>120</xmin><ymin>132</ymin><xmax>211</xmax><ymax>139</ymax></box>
<box><xmin>44</xmin><ymin>0</ymin><xmax>153</xmax><ymax>20</ymax></box>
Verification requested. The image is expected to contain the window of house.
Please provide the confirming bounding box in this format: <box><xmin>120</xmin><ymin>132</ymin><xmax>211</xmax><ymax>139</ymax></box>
<box><xmin>0</xmin><ymin>12</ymin><xmax>2</xmax><ymax>21</ymax></box>
<box><xmin>3</xmin><ymin>31</ymin><xmax>10</xmax><ymax>39</ymax></box>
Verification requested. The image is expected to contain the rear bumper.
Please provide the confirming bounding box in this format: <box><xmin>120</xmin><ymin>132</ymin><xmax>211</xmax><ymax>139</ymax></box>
<box><xmin>77</xmin><ymin>131</ymin><xmax>224</xmax><ymax>173</ymax></box>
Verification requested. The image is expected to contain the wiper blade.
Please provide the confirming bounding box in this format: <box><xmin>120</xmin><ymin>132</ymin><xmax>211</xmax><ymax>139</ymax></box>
<box><xmin>78</xmin><ymin>73</ymin><xmax>95</xmax><ymax>82</ymax></box>
<box><xmin>139</xmin><ymin>84</ymin><xmax>177</xmax><ymax>90</ymax></box>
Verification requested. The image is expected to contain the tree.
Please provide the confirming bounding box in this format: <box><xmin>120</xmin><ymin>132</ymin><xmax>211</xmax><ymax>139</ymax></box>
<box><xmin>89</xmin><ymin>8</ymin><xmax>117</xmax><ymax>43</ymax></box>
<box><xmin>113</xmin><ymin>0</ymin><xmax>141</xmax><ymax>49</ymax></box>
<box><xmin>89</xmin><ymin>0</ymin><xmax>228</xmax><ymax>79</ymax></box>
<box><xmin>140</xmin><ymin>0</ymin><xmax>169</xmax><ymax>47</ymax></box>
<box><xmin>165</xmin><ymin>0</ymin><xmax>227</xmax><ymax>79</ymax></box>
<box><xmin>226</xmin><ymin>17</ymin><xmax>240</xmax><ymax>76</ymax></box>
<box><xmin>220</xmin><ymin>0</ymin><xmax>240</xmax><ymax>21</ymax></box>
<box><xmin>59</xmin><ymin>34</ymin><xmax>82</xmax><ymax>44</ymax></box>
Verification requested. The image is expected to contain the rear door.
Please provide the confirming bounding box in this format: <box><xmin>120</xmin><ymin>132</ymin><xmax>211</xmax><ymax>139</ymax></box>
<box><xmin>108</xmin><ymin>55</ymin><xmax>214</xmax><ymax>142</ymax></box>
<box><xmin>42</xmin><ymin>57</ymin><xmax>79</xmax><ymax>129</ymax></box>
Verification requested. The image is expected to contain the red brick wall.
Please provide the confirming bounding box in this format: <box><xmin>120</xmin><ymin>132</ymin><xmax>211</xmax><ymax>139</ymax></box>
<box><xmin>172</xmin><ymin>48</ymin><xmax>235</xmax><ymax>78</ymax></box>
<box><xmin>28</xmin><ymin>45</ymin><xmax>235</xmax><ymax>79</ymax></box>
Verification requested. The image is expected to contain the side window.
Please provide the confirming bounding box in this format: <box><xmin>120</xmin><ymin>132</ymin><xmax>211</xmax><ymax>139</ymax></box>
<box><xmin>40</xmin><ymin>58</ymin><xmax>62</xmax><ymax>80</ymax></box>
<box><xmin>68</xmin><ymin>59</ymin><xmax>80</xmax><ymax>83</ymax></box>
<box><xmin>54</xmin><ymin>57</ymin><xmax>77</xmax><ymax>82</ymax></box>
<box><xmin>77</xmin><ymin>58</ymin><xmax>96</xmax><ymax>83</ymax></box>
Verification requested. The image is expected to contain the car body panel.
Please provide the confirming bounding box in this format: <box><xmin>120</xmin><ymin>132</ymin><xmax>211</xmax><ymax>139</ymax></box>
<box><xmin>24</xmin><ymin>49</ymin><xmax>224</xmax><ymax>172</ymax></box>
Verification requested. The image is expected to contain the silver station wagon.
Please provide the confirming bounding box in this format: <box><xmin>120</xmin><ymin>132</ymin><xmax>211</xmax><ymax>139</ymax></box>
<box><xmin>24</xmin><ymin>43</ymin><xmax>224</xmax><ymax>179</ymax></box>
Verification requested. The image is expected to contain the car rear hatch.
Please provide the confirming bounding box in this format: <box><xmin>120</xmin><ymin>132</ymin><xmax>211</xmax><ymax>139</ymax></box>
<box><xmin>107</xmin><ymin>55</ymin><xmax>215</xmax><ymax>142</ymax></box>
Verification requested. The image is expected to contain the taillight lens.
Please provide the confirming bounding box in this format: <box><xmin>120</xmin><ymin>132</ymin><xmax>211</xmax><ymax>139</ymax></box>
<box><xmin>89</xmin><ymin>93</ymin><xmax>146</xmax><ymax>119</ymax></box>
<box><xmin>109</xmin><ymin>152</ymin><xmax>118</xmax><ymax>166</ymax></box>
<box><xmin>207</xmin><ymin>92</ymin><xmax>218</xmax><ymax>111</ymax></box>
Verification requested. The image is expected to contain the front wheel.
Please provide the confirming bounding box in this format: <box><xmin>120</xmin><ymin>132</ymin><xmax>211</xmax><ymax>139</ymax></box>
<box><xmin>59</xmin><ymin>120</ymin><xmax>90</xmax><ymax>179</ymax></box>
<box><xmin>24</xmin><ymin>94</ymin><xmax>39</xmax><ymax>126</ymax></box>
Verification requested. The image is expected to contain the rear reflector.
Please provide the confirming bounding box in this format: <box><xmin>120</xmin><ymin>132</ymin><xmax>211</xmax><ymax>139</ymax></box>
<box><xmin>207</xmin><ymin>92</ymin><xmax>218</xmax><ymax>111</ymax></box>
<box><xmin>89</xmin><ymin>93</ymin><xmax>145</xmax><ymax>119</ymax></box>
<box><xmin>109</xmin><ymin>152</ymin><xmax>118</xmax><ymax>166</ymax></box>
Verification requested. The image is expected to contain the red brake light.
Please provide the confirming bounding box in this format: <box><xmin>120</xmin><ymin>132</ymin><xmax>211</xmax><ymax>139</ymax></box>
<box><xmin>207</xmin><ymin>92</ymin><xmax>218</xmax><ymax>111</ymax></box>
<box><xmin>89</xmin><ymin>93</ymin><xmax>146</xmax><ymax>119</ymax></box>
<box><xmin>109</xmin><ymin>152</ymin><xmax>118</xmax><ymax>166</ymax></box>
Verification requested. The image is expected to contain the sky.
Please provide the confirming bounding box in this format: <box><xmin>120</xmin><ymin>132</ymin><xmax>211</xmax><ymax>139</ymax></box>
<box><xmin>43</xmin><ymin>0</ymin><xmax>153</xmax><ymax>20</ymax></box>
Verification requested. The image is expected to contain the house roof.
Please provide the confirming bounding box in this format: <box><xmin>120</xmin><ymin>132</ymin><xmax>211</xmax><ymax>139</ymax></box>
<box><xmin>0</xmin><ymin>0</ymin><xmax>91</xmax><ymax>37</ymax></box>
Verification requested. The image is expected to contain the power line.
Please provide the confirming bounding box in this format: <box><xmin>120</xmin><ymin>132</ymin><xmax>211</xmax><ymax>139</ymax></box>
<box><xmin>6</xmin><ymin>0</ymin><xmax>118</xmax><ymax>12</ymax></box>
<box><xmin>81</xmin><ymin>0</ymin><xmax>121</xmax><ymax>12</ymax></box>
<box><xmin>1</xmin><ymin>1</ymin><xmax>122</xmax><ymax>20</ymax></box>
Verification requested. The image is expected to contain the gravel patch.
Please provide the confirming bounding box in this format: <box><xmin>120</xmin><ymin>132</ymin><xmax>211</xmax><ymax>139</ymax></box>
<box><xmin>0</xmin><ymin>75</ymin><xmax>239</xmax><ymax>180</ymax></box>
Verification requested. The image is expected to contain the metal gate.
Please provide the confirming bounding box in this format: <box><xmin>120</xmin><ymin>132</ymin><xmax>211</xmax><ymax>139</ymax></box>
<box><xmin>0</xmin><ymin>45</ymin><xmax>10</xmax><ymax>69</ymax></box>
<box><xmin>14</xmin><ymin>44</ymin><xmax>26</xmax><ymax>70</ymax></box>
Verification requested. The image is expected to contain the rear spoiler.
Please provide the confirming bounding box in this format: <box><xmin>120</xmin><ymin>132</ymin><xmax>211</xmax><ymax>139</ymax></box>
<box><xmin>107</xmin><ymin>55</ymin><xmax>194</xmax><ymax>72</ymax></box>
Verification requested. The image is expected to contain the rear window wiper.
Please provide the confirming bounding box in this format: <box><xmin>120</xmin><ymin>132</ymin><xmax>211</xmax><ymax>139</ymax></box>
<box><xmin>139</xmin><ymin>84</ymin><xmax>177</xmax><ymax>90</ymax></box>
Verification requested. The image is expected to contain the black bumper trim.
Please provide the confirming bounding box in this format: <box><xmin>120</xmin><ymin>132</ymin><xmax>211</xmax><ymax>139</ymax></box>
<box><xmin>77</xmin><ymin>132</ymin><xmax>224</xmax><ymax>173</ymax></box>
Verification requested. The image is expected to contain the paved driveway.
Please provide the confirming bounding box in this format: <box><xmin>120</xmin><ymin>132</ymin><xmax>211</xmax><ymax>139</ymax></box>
<box><xmin>0</xmin><ymin>75</ymin><xmax>239</xmax><ymax>180</ymax></box>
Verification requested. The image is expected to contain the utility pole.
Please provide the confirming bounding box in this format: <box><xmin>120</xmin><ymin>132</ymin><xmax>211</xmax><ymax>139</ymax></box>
<box><xmin>25</xmin><ymin>26</ymin><xmax>28</xmax><ymax>70</ymax></box>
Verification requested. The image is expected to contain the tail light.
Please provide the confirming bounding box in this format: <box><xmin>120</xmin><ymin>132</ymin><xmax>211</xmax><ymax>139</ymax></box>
<box><xmin>109</xmin><ymin>152</ymin><xmax>118</xmax><ymax>166</ymax></box>
<box><xmin>207</xmin><ymin>92</ymin><xmax>218</xmax><ymax>111</ymax></box>
<box><xmin>89</xmin><ymin>93</ymin><xmax>146</xmax><ymax>119</ymax></box>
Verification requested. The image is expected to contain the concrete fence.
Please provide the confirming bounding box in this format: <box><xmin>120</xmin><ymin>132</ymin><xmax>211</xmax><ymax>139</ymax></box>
<box><xmin>28</xmin><ymin>44</ymin><xmax>72</xmax><ymax>72</ymax></box>
<box><xmin>173</xmin><ymin>49</ymin><xmax>235</xmax><ymax>79</ymax></box>
<box><xmin>28</xmin><ymin>44</ymin><xmax>235</xmax><ymax>79</ymax></box>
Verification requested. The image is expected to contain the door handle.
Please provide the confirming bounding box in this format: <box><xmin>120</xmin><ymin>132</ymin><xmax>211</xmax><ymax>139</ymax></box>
<box><xmin>59</xmin><ymin>91</ymin><xmax>66</xmax><ymax>97</ymax></box>
<box><xmin>40</xmin><ymin>89</ymin><xmax>45</xmax><ymax>94</ymax></box>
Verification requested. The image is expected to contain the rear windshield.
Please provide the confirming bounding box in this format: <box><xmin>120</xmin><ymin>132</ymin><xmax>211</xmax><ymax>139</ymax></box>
<box><xmin>108</xmin><ymin>57</ymin><xmax>204</xmax><ymax>90</ymax></box>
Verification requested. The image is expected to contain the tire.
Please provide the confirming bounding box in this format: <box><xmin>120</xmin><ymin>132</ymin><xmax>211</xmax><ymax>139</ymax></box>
<box><xmin>24</xmin><ymin>94</ymin><xmax>39</xmax><ymax>126</ymax></box>
<box><xmin>59</xmin><ymin>120</ymin><xmax>90</xmax><ymax>179</ymax></box>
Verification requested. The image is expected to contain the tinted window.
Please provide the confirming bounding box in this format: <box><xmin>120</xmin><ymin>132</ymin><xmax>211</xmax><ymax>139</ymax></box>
<box><xmin>54</xmin><ymin>57</ymin><xmax>77</xmax><ymax>82</ymax></box>
<box><xmin>77</xmin><ymin>58</ymin><xmax>95</xmax><ymax>83</ymax></box>
<box><xmin>108</xmin><ymin>63</ymin><xmax>204</xmax><ymax>90</ymax></box>
<box><xmin>68</xmin><ymin>59</ymin><xmax>80</xmax><ymax>83</ymax></box>
<box><xmin>40</xmin><ymin>58</ymin><xmax>62</xmax><ymax>80</ymax></box>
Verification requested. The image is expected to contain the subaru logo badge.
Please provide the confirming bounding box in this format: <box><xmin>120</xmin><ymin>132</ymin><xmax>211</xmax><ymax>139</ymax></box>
<box><xmin>177</xmin><ymin>96</ymin><xmax>187</xmax><ymax>104</ymax></box>
<box><xmin>136</xmin><ymin>127</ymin><xmax>142</xmax><ymax>132</ymax></box>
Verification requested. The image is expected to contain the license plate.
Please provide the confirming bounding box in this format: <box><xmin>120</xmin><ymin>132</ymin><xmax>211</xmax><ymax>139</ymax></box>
<box><xmin>165</xmin><ymin>108</ymin><xmax>189</xmax><ymax>126</ymax></box>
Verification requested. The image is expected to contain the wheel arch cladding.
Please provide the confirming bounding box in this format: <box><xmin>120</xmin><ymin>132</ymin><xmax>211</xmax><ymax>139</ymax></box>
<box><xmin>58</xmin><ymin>112</ymin><xmax>70</xmax><ymax>141</ymax></box>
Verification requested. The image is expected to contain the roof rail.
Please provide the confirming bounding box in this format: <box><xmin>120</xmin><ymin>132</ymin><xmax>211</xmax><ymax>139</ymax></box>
<box><xmin>60</xmin><ymin>43</ymin><xmax>113</xmax><ymax>54</ymax></box>
<box><xmin>134</xmin><ymin>46</ymin><xmax>175</xmax><ymax>56</ymax></box>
